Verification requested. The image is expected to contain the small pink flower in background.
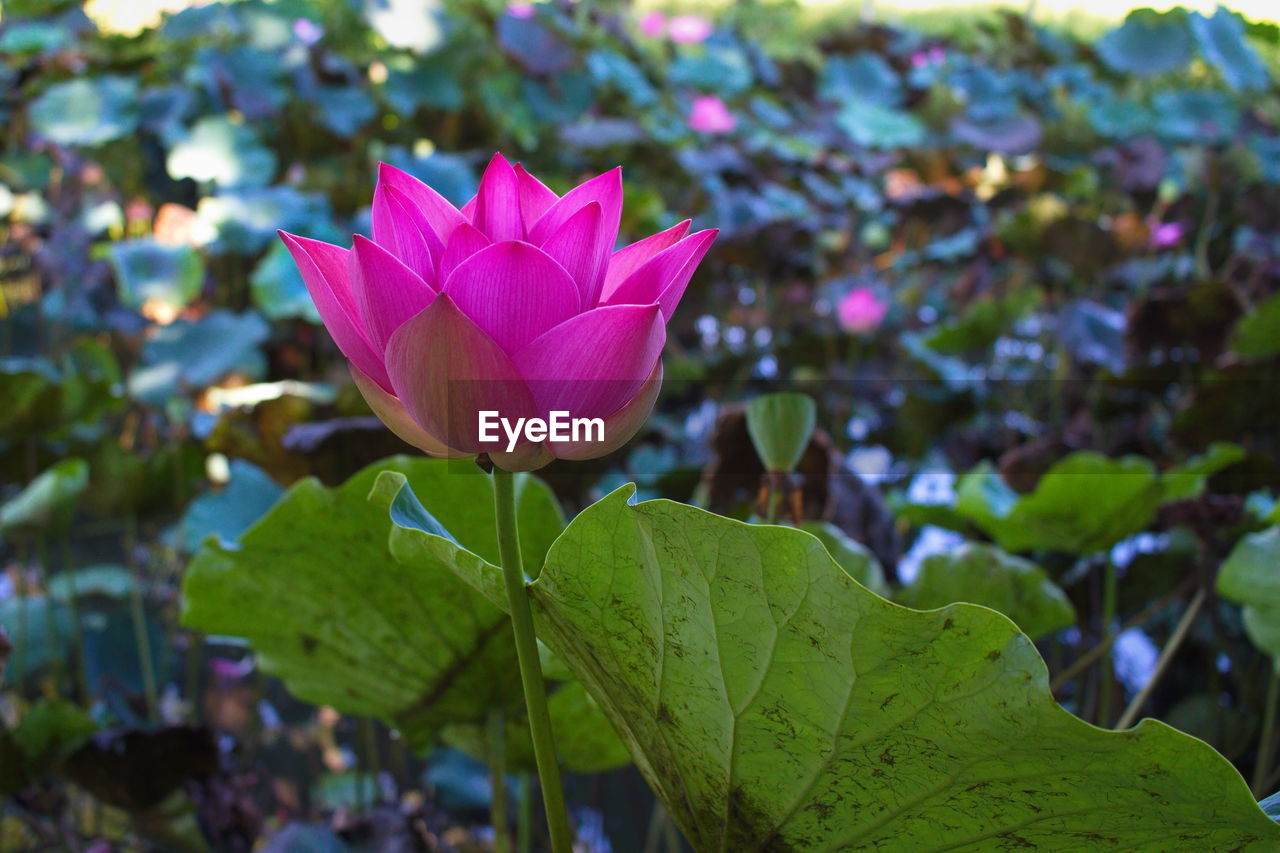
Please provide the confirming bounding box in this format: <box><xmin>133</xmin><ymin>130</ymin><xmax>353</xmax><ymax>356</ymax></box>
<box><xmin>280</xmin><ymin>154</ymin><xmax>717</xmax><ymax>470</ymax></box>
<box><xmin>1149</xmin><ymin>221</ymin><xmax>1184</xmax><ymax>249</ymax></box>
<box><xmin>506</xmin><ymin>1</ymin><xmax>535</xmax><ymax>18</ymax></box>
<box><xmin>910</xmin><ymin>45</ymin><xmax>946</xmax><ymax>68</ymax></box>
<box><xmin>688</xmin><ymin>95</ymin><xmax>736</xmax><ymax>134</ymax></box>
<box><xmin>292</xmin><ymin>17</ymin><xmax>324</xmax><ymax>46</ymax></box>
<box><xmin>639</xmin><ymin>10</ymin><xmax>667</xmax><ymax>38</ymax></box>
<box><xmin>837</xmin><ymin>287</ymin><xmax>888</xmax><ymax>334</ymax></box>
<box><xmin>668</xmin><ymin>14</ymin><xmax>712</xmax><ymax>44</ymax></box>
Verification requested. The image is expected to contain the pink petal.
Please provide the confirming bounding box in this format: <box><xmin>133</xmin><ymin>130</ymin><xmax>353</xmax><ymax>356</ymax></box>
<box><xmin>513</xmin><ymin>304</ymin><xmax>665</xmax><ymax>421</ymax></box>
<box><xmin>437</xmin><ymin>222</ymin><xmax>491</xmax><ymax>288</ymax></box>
<box><xmin>444</xmin><ymin>241</ymin><xmax>580</xmax><ymax>354</ymax></box>
<box><xmin>551</xmin><ymin>361</ymin><xmax>662</xmax><ymax>461</ymax></box>
<box><xmin>371</xmin><ymin>184</ymin><xmax>436</xmax><ymax>284</ymax></box>
<box><xmin>376</xmin><ymin>162</ymin><xmax>466</xmax><ymax>251</ymax></box>
<box><xmin>350</xmin><ymin>364</ymin><xmax>467</xmax><ymax>458</ymax></box>
<box><xmin>349</xmin><ymin>235</ymin><xmax>436</xmax><ymax>351</ymax></box>
<box><xmin>528</xmin><ymin>167</ymin><xmax>622</xmax><ymax>254</ymax></box>
<box><xmin>515</xmin><ymin>162</ymin><xmax>558</xmax><ymax>231</ymax></box>
<box><xmin>539</xmin><ymin>202</ymin><xmax>605</xmax><ymax>306</ymax></box>
<box><xmin>472</xmin><ymin>153</ymin><xmax>524</xmax><ymax>242</ymax></box>
<box><xmin>601</xmin><ymin>228</ymin><xmax>717</xmax><ymax>320</ymax></box>
<box><xmin>601</xmin><ymin>220</ymin><xmax>691</xmax><ymax>303</ymax></box>
<box><xmin>278</xmin><ymin>231</ymin><xmax>389</xmax><ymax>390</ymax></box>
<box><xmin>385</xmin><ymin>295</ymin><xmax>538</xmax><ymax>455</ymax></box>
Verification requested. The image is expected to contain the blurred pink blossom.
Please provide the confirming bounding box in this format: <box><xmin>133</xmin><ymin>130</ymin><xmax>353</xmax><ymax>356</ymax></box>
<box><xmin>1149</xmin><ymin>221</ymin><xmax>1184</xmax><ymax>249</ymax></box>
<box><xmin>668</xmin><ymin>14</ymin><xmax>713</xmax><ymax>43</ymax></box>
<box><xmin>688</xmin><ymin>95</ymin><xmax>736</xmax><ymax>134</ymax></box>
<box><xmin>506</xmin><ymin>1</ymin><xmax>535</xmax><ymax>18</ymax></box>
<box><xmin>910</xmin><ymin>45</ymin><xmax>946</xmax><ymax>68</ymax></box>
<box><xmin>639</xmin><ymin>11</ymin><xmax>667</xmax><ymax>38</ymax></box>
<box><xmin>837</xmin><ymin>287</ymin><xmax>888</xmax><ymax>334</ymax></box>
<box><xmin>292</xmin><ymin>17</ymin><xmax>324</xmax><ymax>45</ymax></box>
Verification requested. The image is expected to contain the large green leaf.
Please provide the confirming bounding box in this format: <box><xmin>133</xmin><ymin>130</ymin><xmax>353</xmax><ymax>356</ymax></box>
<box><xmin>1096</xmin><ymin>11</ymin><xmax>1192</xmax><ymax>76</ymax></box>
<box><xmin>385</xmin><ymin>482</ymin><xmax>1279</xmax><ymax>851</ymax></box>
<box><xmin>0</xmin><ymin>458</ymin><xmax>89</xmax><ymax>537</ymax></box>
<box><xmin>28</xmin><ymin>76</ymin><xmax>139</xmax><ymax>147</ymax></box>
<box><xmin>0</xmin><ymin>700</ymin><xmax>97</xmax><ymax>794</ymax></box>
<box><xmin>1217</xmin><ymin>526</ymin><xmax>1280</xmax><ymax>660</ymax></box>
<box><xmin>896</xmin><ymin>543</ymin><xmax>1075</xmax><ymax>640</ymax></box>
<box><xmin>957</xmin><ymin>453</ymin><xmax>1162</xmax><ymax>554</ymax></box>
<box><xmin>796</xmin><ymin>521</ymin><xmax>888</xmax><ymax>596</ymax></box>
<box><xmin>105</xmin><ymin>239</ymin><xmax>204</xmax><ymax>311</ymax></box>
<box><xmin>181</xmin><ymin>457</ymin><xmax>562</xmax><ymax>746</ymax></box>
<box><xmin>440</xmin><ymin>681</ymin><xmax>631</xmax><ymax>775</ymax></box>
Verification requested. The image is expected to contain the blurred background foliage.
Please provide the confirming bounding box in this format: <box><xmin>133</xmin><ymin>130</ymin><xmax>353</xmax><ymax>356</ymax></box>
<box><xmin>1</xmin><ymin>0</ymin><xmax>1279</xmax><ymax>849</ymax></box>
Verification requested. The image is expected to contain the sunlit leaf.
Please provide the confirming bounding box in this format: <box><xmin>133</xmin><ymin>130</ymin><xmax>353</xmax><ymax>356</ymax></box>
<box><xmin>1217</xmin><ymin>526</ymin><xmax>1280</xmax><ymax>660</ymax></box>
<box><xmin>105</xmin><ymin>240</ymin><xmax>204</xmax><ymax>311</ymax></box>
<box><xmin>1096</xmin><ymin>11</ymin><xmax>1192</xmax><ymax>76</ymax></box>
<box><xmin>1190</xmin><ymin>7</ymin><xmax>1270</xmax><ymax>92</ymax></box>
<box><xmin>29</xmin><ymin>76</ymin><xmax>138</xmax><ymax>147</ymax></box>
<box><xmin>166</xmin><ymin>115</ymin><xmax>277</xmax><ymax>187</ymax></box>
<box><xmin>896</xmin><ymin>542</ymin><xmax>1075</xmax><ymax>639</ymax></box>
<box><xmin>388</xmin><ymin>483</ymin><xmax>1280</xmax><ymax>851</ymax></box>
<box><xmin>182</xmin><ymin>458</ymin><xmax>562</xmax><ymax>746</ymax></box>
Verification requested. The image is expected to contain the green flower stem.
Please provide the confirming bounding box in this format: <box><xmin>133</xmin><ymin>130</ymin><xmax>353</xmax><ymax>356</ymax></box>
<box><xmin>1097</xmin><ymin>559</ymin><xmax>1118</xmax><ymax>726</ymax></box>
<box><xmin>1116</xmin><ymin>588</ymin><xmax>1206</xmax><ymax>730</ymax></box>
<box><xmin>125</xmin><ymin>515</ymin><xmax>159</xmax><ymax>721</ymax></box>
<box><xmin>492</xmin><ymin>467</ymin><xmax>572</xmax><ymax>853</ymax></box>
<box><xmin>1253</xmin><ymin>661</ymin><xmax>1280</xmax><ymax>797</ymax></box>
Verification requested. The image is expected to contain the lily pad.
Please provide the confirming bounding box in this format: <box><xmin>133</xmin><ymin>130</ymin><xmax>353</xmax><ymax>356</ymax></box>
<box><xmin>1096</xmin><ymin>11</ymin><xmax>1192</xmax><ymax>76</ymax></box>
<box><xmin>128</xmin><ymin>310</ymin><xmax>270</xmax><ymax>403</ymax></box>
<box><xmin>836</xmin><ymin>101</ymin><xmax>926</xmax><ymax>150</ymax></box>
<box><xmin>182</xmin><ymin>458</ymin><xmax>562</xmax><ymax>746</ymax></box>
<box><xmin>250</xmin><ymin>241</ymin><xmax>324</xmax><ymax>323</ymax></box>
<box><xmin>896</xmin><ymin>542</ymin><xmax>1075</xmax><ymax>639</ymax></box>
<box><xmin>1231</xmin><ymin>291</ymin><xmax>1280</xmax><ymax>359</ymax></box>
<box><xmin>1190</xmin><ymin>7</ymin><xmax>1270</xmax><ymax>92</ymax></box>
<box><xmin>1217</xmin><ymin>526</ymin><xmax>1280</xmax><ymax>660</ymax></box>
<box><xmin>385</xmin><ymin>482</ymin><xmax>1280</xmax><ymax>851</ymax></box>
<box><xmin>106</xmin><ymin>240</ymin><xmax>204</xmax><ymax>311</ymax></box>
<box><xmin>796</xmin><ymin>521</ymin><xmax>889</xmax><ymax>596</ymax></box>
<box><xmin>173</xmin><ymin>460</ymin><xmax>284</xmax><ymax>553</ymax></box>
<box><xmin>29</xmin><ymin>76</ymin><xmax>138</xmax><ymax>147</ymax></box>
<box><xmin>166</xmin><ymin>115</ymin><xmax>277</xmax><ymax>187</ymax></box>
<box><xmin>0</xmin><ymin>458</ymin><xmax>89</xmax><ymax>537</ymax></box>
<box><xmin>957</xmin><ymin>454</ymin><xmax>1164</xmax><ymax>555</ymax></box>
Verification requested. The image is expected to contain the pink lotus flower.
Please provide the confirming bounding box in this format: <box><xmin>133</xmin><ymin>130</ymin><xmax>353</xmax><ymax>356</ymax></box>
<box><xmin>280</xmin><ymin>154</ymin><xmax>716</xmax><ymax>470</ymax></box>
<box><xmin>668</xmin><ymin>14</ymin><xmax>712</xmax><ymax>44</ymax></box>
<box><xmin>1149</xmin><ymin>221</ymin><xmax>1184</xmax><ymax>249</ymax></box>
<box><xmin>688</xmin><ymin>95</ymin><xmax>736</xmax><ymax>134</ymax></box>
<box><xmin>837</xmin><ymin>287</ymin><xmax>888</xmax><ymax>334</ymax></box>
<box><xmin>638</xmin><ymin>10</ymin><xmax>666</xmax><ymax>38</ymax></box>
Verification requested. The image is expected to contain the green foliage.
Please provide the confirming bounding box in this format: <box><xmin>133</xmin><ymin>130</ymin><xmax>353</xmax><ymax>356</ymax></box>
<box><xmin>797</xmin><ymin>520</ymin><xmax>889</xmax><ymax>596</ymax></box>
<box><xmin>896</xmin><ymin>542</ymin><xmax>1075</xmax><ymax>639</ymax></box>
<box><xmin>1218</xmin><ymin>526</ymin><xmax>1280</xmax><ymax>660</ymax></box>
<box><xmin>945</xmin><ymin>450</ymin><xmax>1240</xmax><ymax>555</ymax></box>
<box><xmin>386</xmin><ymin>481</ymin><xmax>1280</xmax><ymax>850</ymax></box>
<box><xmin>0</xmin><ymin>700</ymin><xmax>97</xmax><ymax>794</ymax></box>
<box><xmin>181</xmin><ymin>457</ymin><xmax>562</xmax><ymax>746</ymax></box>
<box><xmin>0</xmin><ymin>458</ymin><xmax>89</xmax><ymax>537</ymax></box>
<box><xmin>28</xmin><ymin>77</ymin><xmax>139</xmax><ymax>147</ymax></box>
<box><xmin>1096</xmin><ymin>10</ymin><xmax>1192</xmax><ymax>76</ymax></box>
